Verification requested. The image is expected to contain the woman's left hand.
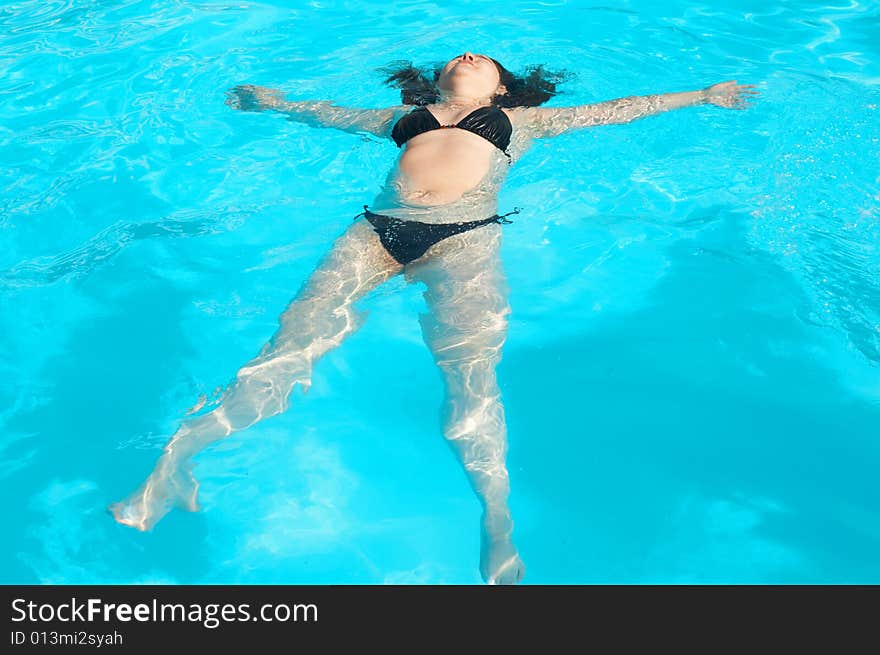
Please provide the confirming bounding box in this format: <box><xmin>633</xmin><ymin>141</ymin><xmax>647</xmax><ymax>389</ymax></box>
<box><xmin>702</xmin><ymin>81</ymin><xmax>759</xmax><ymax>109</ymax></box>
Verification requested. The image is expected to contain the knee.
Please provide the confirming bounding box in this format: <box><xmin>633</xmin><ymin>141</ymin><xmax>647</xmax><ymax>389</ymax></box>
<box><xmin>434</xmin><ymin>344</ymin><xmax>505</xmax><ymax>395</ymax></box>
<box><xmin>219</xmin><ymin>368</ymin><xmax>297</xmax><ymax>430</ymax></box>
<box><xmin>279</xmin><ymin>294</ymin><xmax>359</xmax><ymax>329</ymax></box>
<box><xmin>453</xmin><ymin>431</ymin><xmax>510</xmax><ymax>478</ymax></box>
<box><xmin>443</xmin><ymin>393</ymin><xmax>506</xmax><ymax>441</ymax></box>
<box><xmin>422</xmin><ymin>320</ymin><xmax>508</xmax><ymax>369</ymax></box>
<box><xmin>224</xmin><ymin>349</ymin><xmax>315</xmax><ymax>423</ymax></box>
<box><xmin>271</xmin><ymin>298</ymin><xmax>364</xmax><ymax>354</ymax></box>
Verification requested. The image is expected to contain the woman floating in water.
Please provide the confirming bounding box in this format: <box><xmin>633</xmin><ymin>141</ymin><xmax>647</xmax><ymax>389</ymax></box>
<box><xmin>109</xmin><ymin>52</ymin><xmax>757</xmax><ymax>584</ymax></box>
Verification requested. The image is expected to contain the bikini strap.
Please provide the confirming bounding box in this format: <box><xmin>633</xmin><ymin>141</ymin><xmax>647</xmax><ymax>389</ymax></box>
<box><xmin>493</xmin><ymin>206</ymin><xmax>521</xmax><ymax>224</ymax></box>
<box><xmin>353</xmin><ymin>204</ymin><xmax>369</xmax><ymax>221</ymax></box>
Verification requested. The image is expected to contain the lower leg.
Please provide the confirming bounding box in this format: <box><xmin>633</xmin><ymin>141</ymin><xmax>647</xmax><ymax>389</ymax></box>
<box><xmin>108</xmin><ymin>306</ymin><xmax>349</xmax><ymax>531</ymax></box>
<box><xmin>438</xmin><ymin>355</ymin><xmax>523</xmax><ymax>585</ymax></box>
<box><xmin>110</xmin><ymin>220</ymin><xmax>402</xmax><ymax>530</ymax></box>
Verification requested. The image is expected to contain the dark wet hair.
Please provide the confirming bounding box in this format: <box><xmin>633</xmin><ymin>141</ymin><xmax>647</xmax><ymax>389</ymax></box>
<box><xmin>378</xmin><ymin>57</ymin><xmax>571</xmax><ymax>107</ymax></box>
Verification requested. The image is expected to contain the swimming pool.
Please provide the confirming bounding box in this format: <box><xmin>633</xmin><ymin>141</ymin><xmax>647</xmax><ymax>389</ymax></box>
<box><xmin>1</xmin><ymin>0</ymin><xmax>878</xmax><ymax>584</ymax></box>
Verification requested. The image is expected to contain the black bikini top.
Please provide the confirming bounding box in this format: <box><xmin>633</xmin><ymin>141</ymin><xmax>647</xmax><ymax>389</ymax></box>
<box><xmin>391</xmin><ymin>105</ymin><xmax>513</xmax><ymax>161</ymax></box>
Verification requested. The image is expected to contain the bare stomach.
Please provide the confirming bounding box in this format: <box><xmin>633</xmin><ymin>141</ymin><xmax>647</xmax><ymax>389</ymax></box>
<box><xmin>391</xmin><ymin>130</ymin><xmax>497</xmax><ymax>206</ymax></box>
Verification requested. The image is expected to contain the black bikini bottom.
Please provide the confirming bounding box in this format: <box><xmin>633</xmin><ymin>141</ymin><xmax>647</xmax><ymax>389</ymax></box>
<box><xmin>355</xmin><ymin>205</ymin><xmax>520</xmax><ymax>265</ymax></box>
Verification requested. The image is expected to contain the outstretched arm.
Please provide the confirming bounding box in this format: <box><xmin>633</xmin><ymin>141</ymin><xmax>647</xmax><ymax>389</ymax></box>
<box><xmin>509</xmin><ymin>81</ymin><xmax>758</xmax><ymax>138</ymax></box>
<box><xmin>225</xmin><ymin>84</ymin><xmax>409</xmax><ymax>139</ymax></box>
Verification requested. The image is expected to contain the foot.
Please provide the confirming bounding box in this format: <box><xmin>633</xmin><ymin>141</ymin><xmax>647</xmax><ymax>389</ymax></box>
<box><xmin>480</xmin><ymin>527</ymin><xmax>526</xmax><ymax>585</ymax></box>
<box><xmin>108</xmin><ymin>457</ymin><xmax>201</xmax><ymax>532</ymax></box>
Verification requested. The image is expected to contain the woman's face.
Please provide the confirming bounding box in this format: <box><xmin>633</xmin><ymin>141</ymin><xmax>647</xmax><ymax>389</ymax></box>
<box><xmin>437</xmin><ymin>52</ymin><xmax>505</xmax><ymax>99</ymax></box>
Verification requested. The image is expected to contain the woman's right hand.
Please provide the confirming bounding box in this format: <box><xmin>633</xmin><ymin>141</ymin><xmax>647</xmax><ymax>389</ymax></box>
<box><xmin>225</xmin><ymin>84</ymin><xmax>286</xmax><ymax>112</ymax></box>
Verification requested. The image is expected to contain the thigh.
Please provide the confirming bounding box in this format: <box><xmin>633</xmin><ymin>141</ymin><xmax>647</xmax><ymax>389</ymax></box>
<box><xmin>265</xmin><ymin>218</ymin><xmax>402</xmax><ymax>353</ymax></box>
<box><xmin>406</xmin><ymin>224</ymin><xmax>510</xmax><ymax>363</ymax></box>
<box><xmin>291</xmin><ymin>217</ymin><xmax>402</xmax><ymax>305</ymax></box>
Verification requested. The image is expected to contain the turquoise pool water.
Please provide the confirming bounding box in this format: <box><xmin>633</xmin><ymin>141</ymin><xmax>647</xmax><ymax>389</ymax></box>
<box><xmin>2</xmin><ymin>0</ymin><xmax>878</xmax><ymax>584</ymax></box>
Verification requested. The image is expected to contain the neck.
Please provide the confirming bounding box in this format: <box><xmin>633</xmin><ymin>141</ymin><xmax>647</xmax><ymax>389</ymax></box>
<box><xmin>438</xmin><ymin>89</ymin><xmax>492</xmax><ymax>106</ymax></box>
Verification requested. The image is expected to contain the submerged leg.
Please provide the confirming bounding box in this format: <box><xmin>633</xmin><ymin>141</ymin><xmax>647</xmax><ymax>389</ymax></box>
<box><xmin>406</xmin><ymin>225</ymin><xmax>524</xmax><ymax>585</ymax></box>
<box><xmin>109</xmin><ymin>219</ymin><xmax>402</xmax><ymax>531</ymax></box>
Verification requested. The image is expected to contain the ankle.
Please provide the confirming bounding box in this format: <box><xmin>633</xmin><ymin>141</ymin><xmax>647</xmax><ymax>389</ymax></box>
<box><xmin>481</xmin><ymin>508</ymin><xmax>514</xmax><ymax>539</ymax></box>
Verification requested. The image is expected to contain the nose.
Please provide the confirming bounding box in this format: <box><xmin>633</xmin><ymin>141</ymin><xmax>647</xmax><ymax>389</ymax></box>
<box><xmin>462</xmin><ymin>51</ymin><xmax>475</xmax><ymax>61</ymax></box>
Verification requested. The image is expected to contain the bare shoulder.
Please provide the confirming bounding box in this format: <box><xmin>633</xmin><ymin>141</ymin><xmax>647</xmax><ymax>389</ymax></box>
<box><xmin>501</xmin><ymin>106</ymin><xmax>540</xmax><ymax>127</ymax></box>
<box><xmin>381</xmin><ymin>104</ymin><xmax>415</xmax><ymax>123</ymax></box>
<box><xmin>500</xmin><ymin>106</ymin><xmax>523</xmax><ymax>122</ymax></box>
